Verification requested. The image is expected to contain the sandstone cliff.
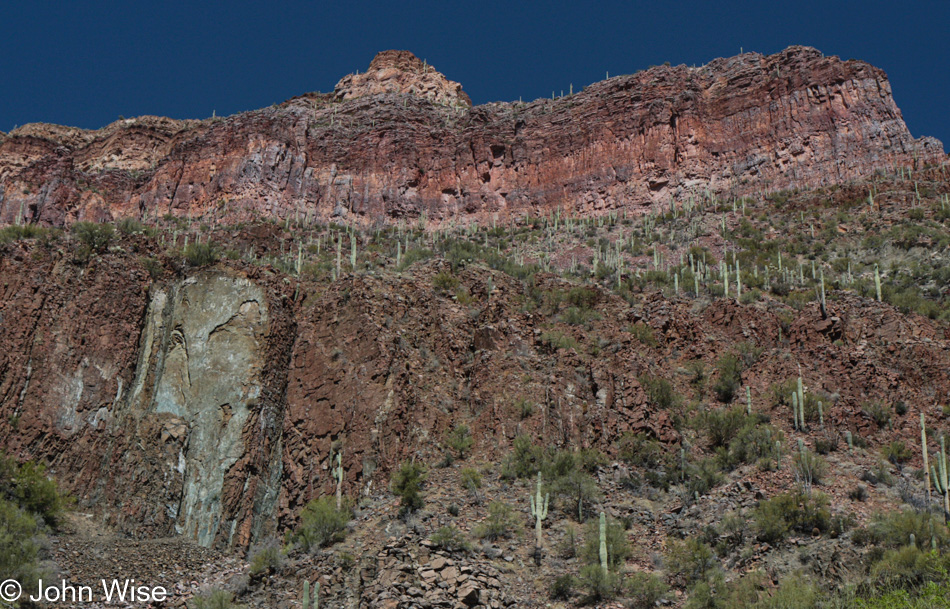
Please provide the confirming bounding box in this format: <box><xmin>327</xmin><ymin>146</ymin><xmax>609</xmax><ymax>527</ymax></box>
<box><xmin>0</xmin><ymin>47</ymin><xmax>943</xmax><ymax>227</ymax></box>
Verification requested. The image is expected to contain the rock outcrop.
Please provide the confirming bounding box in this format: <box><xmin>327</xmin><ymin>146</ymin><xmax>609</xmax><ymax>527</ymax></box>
<box><xmin>0</xmin><ymin>47</ymin><xmax>944</xmax><ymax>227</ymax></box>
<box><xmin>334</xmin><ymin>50</ymin><xmax>472</xmax><ymax>107</ymax></box>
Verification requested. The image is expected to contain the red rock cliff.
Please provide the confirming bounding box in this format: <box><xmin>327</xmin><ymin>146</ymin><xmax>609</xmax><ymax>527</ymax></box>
<box><xmin>1</xmin><ymin>47</ymin><xmax>943</xmax><ymax>227</ymax></box>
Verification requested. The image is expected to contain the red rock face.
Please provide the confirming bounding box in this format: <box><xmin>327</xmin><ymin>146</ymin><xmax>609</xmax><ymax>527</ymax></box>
<box><xmin>0</xmin><ymin>47</ymin><xmax>943</xmax><ymax>227</ymax></box>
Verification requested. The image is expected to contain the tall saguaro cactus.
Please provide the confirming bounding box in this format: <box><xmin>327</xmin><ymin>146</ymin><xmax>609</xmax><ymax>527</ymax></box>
<box><xmin>530</xmin><ymin>472</ymin><xmax>549</xmax><ymax>565</ymax></box>
<box><xmin>922</xmin><ymin>413</ymin><xmax>931</xmax><ymax>505</ymax></box>
<box><xmin>333</xmin><ymin>450</ymin><xmax>344</xmax><ymax>511</ymax></box>
<box><xmin>931</xmin><ymin>436</ymin><xmax>950</xmax><ymax>523</ymax></box>
<box><xmin>599</xmin><ymin>511</ymin><xmax>608</xmax><ymax>576</ymax></box>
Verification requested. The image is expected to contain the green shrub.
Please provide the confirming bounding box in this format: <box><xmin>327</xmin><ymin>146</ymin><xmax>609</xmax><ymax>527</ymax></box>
<box><xmin>640</xmin><ymin>375</ymin><xmax>678</xmax><ymax>410</ymax></box>
<box><xmin>184</xmin><ymin>241</ymin><xmax>219</xmax><ymax>266</ymax></box>
<box><xmin>0</xmin><ymin>224</ymin><xmax>50</xmax><ymax>244</ymax></box>
<box><xmin>430</xmin><ymin>526</ymin><xmax>471</xmax><ymax>552</ymax></box>
<box><xmin>295</xmin><ymin>496</ymin><xmax>350</xmax><ymax>551</ymax></box>
<box><xmin>117</xmin><ymin>217</ymin><xmax>145</xmax><ymax>235</ymax></box>
<box><xmin>666</xmin><ymin>538</ymin><xmax>717</xmax><ymax>585</ymax></box>
<box><xmin>626</xmin><ymin>572</ymin><xmax>668</xmax><ymax>608</ymax></box>
<box><xmin>0</xmin><ymin>499</ymin><xmax>41</xmax><ymax>594</ymax></box>
<box><xmin>247</xmin><ymin>538</ymin><xmax>282</xmax><ymax>575</ymax></box>
<box><xmin>883</xmin><ymin>441</ymin><xmax>913</xmax><ymax>467</ymax></box>
<box><xmin>540</xmin><ymin>330</ymin><xmax>578</xmax><ymax>351</ymax></box>
<box><xmin>459</xmin><ymin>467</ymin><xmax>482</xmax><ymax>499</ymax></box>
<box><xmin>391</xmin><ymin>461</ymin><xmax>426</xmax><ymax>515</ymax></box>
<box><xmin>432</xmin><ymin>271</ymin><xmax>459</xmax><ymax>293</ymax></box>
<box><xmin>501</xmin><ymin>435</ymin><xmax>546</xmax><ymax>479</ymax></box>
<box><xmin>551</xmin><ymin>468</ymin><xmax>601</xmax><ymax>522</ymax></box>
<box><xmin>712</xmin><ymin>354</ymin><xmax>743</xmax><ymax>403</ymax></box>
<box><xmin>2</xmin><ymin>457</ymin><xmax>66</xmax><ymax>527</ymax></box>
<box><xmin>686</xmin><ymin>457</ymin><xmax>725</xmax><ymax>497</ymax></box>
<box><xmin>628</xmin><ymin>322</ymin><xmax>658</xmax><ymax>347</ymax></box>
<box><xmin>618</xmin><ymin>432</ymin><xmax>665</xmax><ymax>468</ymax></box>
<box><xmin>793</xmin><ymin>448</ymin><xmax>828</xmax><ymax>486</ymax></box>
<box><xmin>703</xmin><ymin>407</ymin><xmax>747</xmax><ymax>449</ymax></box>
<box><xmin>189</xmin><ymin>589</ymin><xmax>245</xmax><ymax>609</ymax></box>
<box><xmin>863</xmin><ymin>510</ymin><xmax>949</xmax><ymax>550</ymax></box>
<box><xmin>72</xmin><ymin>221</ymin><xmax>114</xmax><ymax>252</ymax></box>
<box><xmin>445</xmin><ymin>424</ymin><xmax>474</xmax><ymax>459</ymax></box>
<box><xmin>550</xmin><ymin>574</ymin><xmax>575</xmax><ymax>600</ymax></box>
<box><xmin>577</xmin><ymin>564</ymin><xmax>621</xmax><ymax>602</ymax></box>
<box><xmin>474</xmin><ymin>501</ymin><xmax>518</xmax><ymax>541</ymax></box>
<box><xmin>868</xmin><ymin>546</ymin><xmax>950</xmax><ymax>591</ymax></box>
<box><xmin>753</xmin><ymin>490</ymin><xmax>830</xmax><ymax>543</ymax></box>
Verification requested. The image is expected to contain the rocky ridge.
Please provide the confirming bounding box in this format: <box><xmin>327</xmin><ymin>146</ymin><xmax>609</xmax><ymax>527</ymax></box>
<box><xmin>0</xmin><ymin>47</ymin><xmax>944</xmax><ymax>227</ymax></box>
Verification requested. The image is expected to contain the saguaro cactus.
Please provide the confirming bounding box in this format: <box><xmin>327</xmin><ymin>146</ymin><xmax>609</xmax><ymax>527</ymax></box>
<box><xmin>922</xmin><ymin>413</ymin><xmax>931</xmax><ymax>505</ymax></box>
<box><xmin>599</xmin><ymin>511</ymin><xmax>608</xmax><ymax>576</ymax></box>
<box><xmin>930</xmin><ymin>436</ymin><xmax>950</xmax><ymax>522</ymax></box>
<box><xmin>875</xmin><ymin>264</ymin><xmax>882</xmax><ymax>302</ymax></box>
<box><xmin>530</xmin><ymin>472</ymin><xmax>549</xmax><ymax>565</ymax></box>
<box><xmin>303</xmin><ymin>580</ymin><xmax>319</xmax><ymax>609</ymax></box>
<box><xmin>333</xmin><ymin>451</ymin><xmax>344</xmax><ymax>511</ymax></box>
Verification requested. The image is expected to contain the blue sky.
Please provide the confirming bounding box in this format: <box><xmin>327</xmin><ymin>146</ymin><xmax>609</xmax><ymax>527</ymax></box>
<box><xmin>2</xmin><ymin>1</ymin><xmax>948</xmax><ymax>144</ymax></box>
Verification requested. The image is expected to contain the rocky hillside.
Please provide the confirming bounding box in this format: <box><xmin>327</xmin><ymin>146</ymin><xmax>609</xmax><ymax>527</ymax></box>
<box><xmin>0</xmin><ymin>47</ymin><xmax>944</xmax><ymax>228</ymax></box>
<box><xmin>2</xmin><ymin>48</ymin><xmax>950</xmax><ymax>609</ymax></box>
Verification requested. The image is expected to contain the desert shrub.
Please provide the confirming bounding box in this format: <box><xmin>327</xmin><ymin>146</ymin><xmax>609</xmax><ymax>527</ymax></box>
<box><xmin>640</xmin><ymin>375</ymin><xmax>678</xmax><ymax>410</ymax></box>
<box><xmin>295</xmin><ymin>496</ymin><xmax>350</xmax><ymax>550</ymax></box>
<box><xmin>712</xmin><ymin>354</ymin><xmax>743</xmax><ymax>403</ymax></box>
<box><xmin>514</xmin><ymin>397</ymin><xmax>534</xmax><ymax>419</ymax></box>
<box><xmin>863</xmin><ymin>401</ymin><xmax>892</xmax><ymax>428</ymax></box>
<box><xmin>868</xmin><ymin>546</ymin><xmax>950</xmax><ymax>591</ymax></box>
<box><xmin>540</xmin><ymin>330</ymin><xmax>579</xmax><ymax>351</ymax></box>
<box><xmin>0</xmin><ymin>499</ymin><xmax>41</xmax><ymax>594</ymax></box>
<box><xmin>551</xmin><ymin>468</ymin><xmax>601</xmax><ymax>522</ymax></box>
<box><xmin>474</xmin><ymin>501</ymin><xmax>518</xmax><ymax>541</ymax></box>
<box><xmin>618</xmin><ymin>433</ymin><xmax>665</xmax><ymax>468</ymax></box>
<box><xmin>501</xmin><ymin>435</ymin><xmax>546</xmax><ymax>479</ymax></box>
<box><xmin>432</xmin><ymin>271</ymin><xmax>459</xmax><ymax>293</ymax></box>
<box><xmin>248</xmin><ymin>537</ymin><xmax>283</xmax><ymax>575</ymax></box>
<box><xmin>580</xmin><ymin>516</ymin><xmax>631</xmax><ymax>571</ymax></box>
<box><xmin>717</xmin><ymin>419</ymin><xmax>783</xmax><ymax>470</ymax></box>
<box><xmin>1</xmin><ymin>457</ymin><xmax>66</xmax><ymax>527</ymax></box>
<box><xmin>566</xmin><ymin>286</ymin><xmax>598</xmax><ymax>309</ymax></box>
<box><xmin>577</xmin><ymin>565</ymin><xmax>621</xmax><ymax>603</ymax></box>
<box><xmin>72</xmin><ymin>221</ymin><xmax>114</xmax><ymax>252</ymax></box>
<box><xmin>628</xmin><ymin>322</ymin><xmax>658</xmax><ymax>347</ymax></box>
<box><xmin>391</xmin><ymin>461</ymin><xmax>426</xmax><ymax>515</ymax></box>
<box><xmin>754</xmin><ymin>490</ymin><xmax>830</xmax><ymax>543</ymax></box>
<box><xmin>561</xmin><ymin>306</ymin><xmax>601</xmax><ymax>326</ymax></box>
<box><xmin>862</xmin><ymin>510</ymin><xmax>949</xmax><ymax>550</ymax></box>
<box><xmin>430</xmin><ymin>526</ymin><xmax>471</xmax><ymax>552</ymax></box>
<box><xmin>140</xmin><ymin>256</ymin><xmax>163</xmax><ymax>279</ymax></box>
<box><xmin>550</xmin><ymin>574</ymin><xmax>575</xmax><ymax>600</ymax></box>
<box><xmin>702</xmin><ymin>407</ymin><xmax>747</xmax><ymax>449</ymax></box>
<box><xmin>445</xmin><ymin>424</ymin><xmax>473</xmax><ymax>459</ymax></box>
<box><xmin>686</xmin><ymin>458</ymin><xmax>724</xmax><ymax>497</ymax></box>
<box><xmin>184</xmin><ymin>241</ymin><xmax>219</xmax><ymax>266</ymax></box>
<box><xmin>117</xmin><ymin>217</ymin><xmax>145</xmax><ymax>235</ymax></box>
<box><xmin>459</xmin><ymin>467</ymin><xmax>482</xmax><ymax>498</ymax></box>
<box><xmin>793</xmin><ymin>448</ymin><xmax>828</xmax><ymax>486</ymax></box>
<box><xmin>189</xmin><ymin>589</ymin><xmax>245</xmax><ymax>609</ymax></box>
<box><xmin>666</xmin><ymin>538</ymin><xmax>717</xmax><ymax>585</ymax></box>
<box><xmin>883</xmin><ymin>441</ymin><xmax>913</xmax><ymax>467</ymax></box>
<box><xmin>626</xmin><ymin>572</ymin><xmax>669</xmax><ymax>609</ymax></box>
<box><xmin>0</xmin><ymin>224</ymin><xmax>50</xmax><ymax>244</ymax></box>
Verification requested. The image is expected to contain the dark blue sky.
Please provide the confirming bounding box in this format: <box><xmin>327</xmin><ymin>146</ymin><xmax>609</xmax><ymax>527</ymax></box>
<box><xmin>2</xmin><ymin>1</ymin><xmax>948</xmax><ymax>145</ymax></box>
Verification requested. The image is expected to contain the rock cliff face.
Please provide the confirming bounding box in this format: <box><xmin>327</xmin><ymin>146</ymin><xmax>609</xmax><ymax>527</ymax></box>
<box><xmin>0</xmin><ymin>47</ymin><xmax>943</xmax><ymax>227</ymax></box>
